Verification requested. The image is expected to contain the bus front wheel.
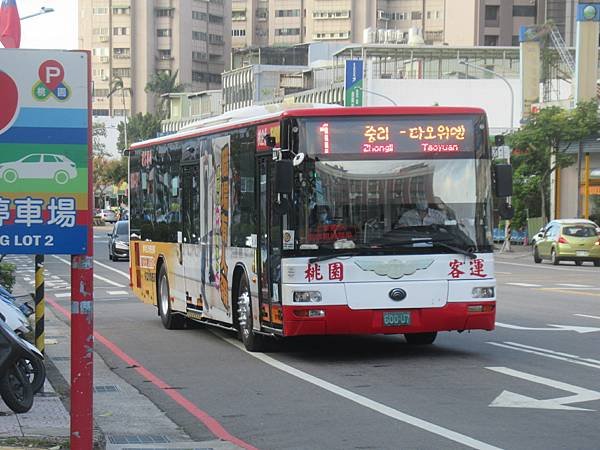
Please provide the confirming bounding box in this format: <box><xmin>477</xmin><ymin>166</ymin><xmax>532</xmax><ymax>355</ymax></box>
<box><xmin>157</xmin><ymin>265</ymin><xmax>185</xmax><ymax>330</ymax></box>
<box><xmin>236</xmin><ymin>275</ymin><xmax>266</xmax><ymax>352</ymax></box>
<box><xmin>404</xmin><ymin>332</ymin><xmax>437</xmax><ymax>345</ymax></box>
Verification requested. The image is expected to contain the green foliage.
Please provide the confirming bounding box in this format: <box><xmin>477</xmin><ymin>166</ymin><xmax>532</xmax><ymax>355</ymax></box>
<box><xmin>0</xmin><ymin>262</ymin><xmax>16</xmax><ymax>292</ymax></box>
<box><xmin>93</xmin><ymin>156</ymin><xmax>128</xmax><ymax>199</ymax></box>
<box><xmin>506</xmin><ymin>101</ymin><xmax>600</xmax><ymax>224</ymax></box>
<box><xmin>117</xmin><ymin>113</ymin><xmax>162</xmax><ymax>151</ymax></box>
<box><xmin>144</xmin><ymin>70</ymin><xmax>185</xmax><ymax>117</ymax></box>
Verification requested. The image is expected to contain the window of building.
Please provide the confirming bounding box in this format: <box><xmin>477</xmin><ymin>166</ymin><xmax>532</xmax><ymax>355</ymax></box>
<box><xmin>113</xmin><ymin>7</ymin><xmax>130</xmax><ymax>15</ymax></box>
<box><xmin>113</xmin><ymin>68</ymin><xmax>131</xmax><ymax>78</ymax></box>
<box><xmin>157</xmin><ymin>29</ymin><xmax>172</xmax><ymax>37</ymax></box>
<box><xmin>313</xmin><ymin>10</ymin><xmax>351</xmax><ymax>19</ymax></box>
<box><xmin>232</xmin><ymin>29</ymin><xmax>247</xmax><ymax>37</ymax></box>
<box><xmin>113</xmin><ymin>27</ymin><xmax>129</xmax><ymax>36</ymax></box>
<box><xmin>436</xmin><ymin>11</ymin><xmax>440</xmax><ymax>19</ymax></box>
<box><xmin>513</xmin><ymin>5</ymin><xmax>536</xmax><ymax>17</ymax></box>
<box><xmin>209</xmin><ymin>74</ymin><xmax>221</xmax><ymax>83</ymax></box>
<box><xmin>158</xmin><ymin>49</ymin><xmax>172</xmax><ymax>60</ymax></box>
<box><xmin>256</xmin><ymin>8</ymin><xmax>268</xmax><ymax>20</ymax></box>
<box><xmin>92</xmin><ymin>27</ymin><xmax>109</xmax><ymax>35</ymax></box>
<box><xmin>93</xmin><ymin>88</ymin><xmax>110</xmax><ymax>97</ymax></box>
<box><xmin>209</xmin><ymin>34</ymin><xmax>224</xmax><ymax>44</ymax></box>
<box><xmin>192</xmin><ymin>71</ymin><xmax>206</xmax><ymax>82</ymax></box>
<box><xmin>113</xmin><ymin>47</ymin><xmax>130</xmax><ymax>58</ymax></box>
<box><xmin>426</xmin><ymin>11</ymin><xmax>431</xmax><ymax>19</ymax></box>
<box><xmin>511</xmin><ymin>35</ymin><xmax>520</xmax><ymax>46</ymax></box>
<box><xmin>155</xmin><ymin>8</ymin><xmax>173</xmax><ymax>17</ymax></box>
<box><xmin>275</xmin><ymin>28</ymin><xmax>300</xmax><ymax>36</ymax></box>
<box><xmin>192</xmin><ymin>51</ymin><xmax>207</xmax><ymax>61</ymax></box>
<box><xmin>92</xmin><ymin>47</ymin><xmax>109</xmax><ymax>56</ymax></box>
<box><xmin>193</xmin><ymin>31</ymin><xmax>207</xmax><ymax>41</ymax></box>
<box><xmin>209</xmin><ymin>14</ymin><xmax>223</xmax><ymax>24</ymax></box>
<box><xmin>232</xmin><ymin>10</ymin><xmax>247</xmax><ymax>21</ymax></box>
<box><xmin>209</xmin><ymin>53</ymin><xmax>222</xmax><ymax>62</ymax></box>
<box><xmin>275</xmin><ymin>9</ymin><xmax>300</xmax><ymax>17</ymax></box>
<box><xmin>192</xmin><ymin>11</ymin><xmax>207</xmax><ymax>21</ymax></box>
<box><xmin>485</xmin><ymin>5</ymin><xmax>499</xmax><ymax>20</ymax></box>
<box><xmin>92</xmin><ymin>7</ymin><xmax>108</xmax><ymax>15</ymax></box>
<box><xmin>93</xmin><ymin>109</ymin><xmax>109</xmax><ymax>116</ymax></box>
<box><xmin>484</xmin><ymin>35</ymin><xmax>498</xmax><ymax>46</ymax></box>
<box><xmin>411</xmin><ymin>11</ymin><xmax>422</xmax><ymax>20</ymax></box>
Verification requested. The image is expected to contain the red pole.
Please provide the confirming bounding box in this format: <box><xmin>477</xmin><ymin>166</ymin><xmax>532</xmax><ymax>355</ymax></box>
<box><xmin>71</xmin><ymin>50</ymin><xmax>94</xmax><ymax>450</ymax></box>
<box><xmin>70</xmin><ymin>255</ymin><xmax>94</xmax><ymax>449</ymax></box>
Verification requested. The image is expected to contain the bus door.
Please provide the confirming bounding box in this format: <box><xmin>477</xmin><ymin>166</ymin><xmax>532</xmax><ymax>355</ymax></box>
<box><xmin>180</xmin><ymin>163</ymin><xmax>202</xmax><ymax>313</ymax></box>
<box><xmin>256</xmin><ymin>157</ymin><xmax>283</xmax><ymax>331</ymax></box>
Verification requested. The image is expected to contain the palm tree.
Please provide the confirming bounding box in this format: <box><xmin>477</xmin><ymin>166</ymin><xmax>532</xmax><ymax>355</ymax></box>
<box><xmin>144</xmin><ymin>70</ymin><xmax>185</xmax><ymax>117</ymax></box>
<box><xmin>107</xmin><ymin>76</ymin><xmax>133</xmax><ymax>150</ymax></box>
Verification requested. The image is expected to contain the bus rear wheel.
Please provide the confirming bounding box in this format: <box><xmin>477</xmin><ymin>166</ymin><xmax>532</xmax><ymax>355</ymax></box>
<box><xmin>236</xmin><ymin>275</ymin><xmax>266</xmax><ymax>352</ymax></box>
<box><xmin>404</xmin><ymin>332</ymin><xmax>437</xmax><ymax>345</ymax></box>
<box><xmin>157</xmin><ymin>265</ymin><xmax>185</xmax><ymax>330</ymax></box>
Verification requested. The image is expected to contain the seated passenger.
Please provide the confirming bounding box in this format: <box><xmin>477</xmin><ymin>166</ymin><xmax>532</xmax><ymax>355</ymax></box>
<box><xmin>398</xmin><ymin>198</ymin><xmax>446</xmax><ymax>227</ymax></box>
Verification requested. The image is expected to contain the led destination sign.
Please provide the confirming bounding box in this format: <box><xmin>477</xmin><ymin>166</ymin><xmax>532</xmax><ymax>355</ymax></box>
<box><xmin>303</xmin><ymin>116</ymin><xmax>479</xmax><ymax>157</ymax></box>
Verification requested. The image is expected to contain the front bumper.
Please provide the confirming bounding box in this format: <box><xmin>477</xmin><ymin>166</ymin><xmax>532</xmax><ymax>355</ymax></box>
<box><xmin>282</xmin><ymin>302</ymin><xmax>496</xmax><ymax>337</ymax></box>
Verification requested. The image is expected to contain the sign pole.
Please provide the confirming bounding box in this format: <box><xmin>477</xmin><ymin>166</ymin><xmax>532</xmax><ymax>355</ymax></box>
<box><xmin>71</xmin><ymin>51</ymin><xmax>94</xmax><ymax>450</ymax></box>
<box><xmin>34</xmin><ymin>255</ymin><xmax>45</xmax><ymax>354</ymax></box>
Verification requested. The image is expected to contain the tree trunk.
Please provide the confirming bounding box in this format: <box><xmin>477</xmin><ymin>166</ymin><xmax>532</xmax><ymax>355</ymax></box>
<box><xmin>540</xmin><ymin>186</ymin><xmax>547</xmax><ymax>224</ymax></box>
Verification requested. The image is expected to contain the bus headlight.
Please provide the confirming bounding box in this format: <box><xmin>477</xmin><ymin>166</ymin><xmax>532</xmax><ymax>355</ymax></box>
<box><xmin>293</xmin><ymin>291</ymin><xmax>322</xmax><ymax>303</ymax></box>
<box><xmin>472</xmin><ymin>287</ymin><xmax>494</xmax><ymax>299</ymax></box>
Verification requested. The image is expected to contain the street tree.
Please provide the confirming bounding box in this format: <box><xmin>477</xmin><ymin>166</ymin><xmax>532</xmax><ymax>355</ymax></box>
<box><xmin>507</xmin><ymin>100</ymin><xmax>600</xmax><ymax>224</ymax></box>
<box><xmin>144</xmin><ymin>69</ymin><xmax>185</xmax><ymax>117</ymax></box>
<box><xmin>117</xmin><ymin>112</ymin><xmax>162</xmax><ymax>151</ymax></box>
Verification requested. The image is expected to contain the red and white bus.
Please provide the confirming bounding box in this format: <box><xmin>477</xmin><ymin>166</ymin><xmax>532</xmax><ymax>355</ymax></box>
<box><xmin>128</xmin><ymin>105</ymin><xmax>510</xmax><ymax>351</ymax></box>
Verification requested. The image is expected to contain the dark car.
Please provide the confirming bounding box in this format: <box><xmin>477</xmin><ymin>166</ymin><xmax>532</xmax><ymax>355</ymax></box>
<box><xmin>108</xmin><ymin>220</ymin><xmax>129</xmax><ymax>261</ymax></box>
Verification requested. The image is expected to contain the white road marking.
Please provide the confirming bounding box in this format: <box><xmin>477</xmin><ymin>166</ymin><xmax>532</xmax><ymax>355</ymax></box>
<box><xmin>217</xmin><ymin>333</ymin><xmax>501</xmax><ymax>450</ymax></box>
<box><xmin>93</xmin><ymin>260</ymin><xmax>130</xmax><ymax>280</ymax></box>
<box><xmin>52</xmin><ymin>255</ymin><xmax>125</xmax><ymax>287</ymax></box>
<box><xmin>54</xmin><ymin>293</ymin><xmax>71</xmax><ymax>298</ymax></box>
<box><xmin>557</xmin><ymin>283</ymin><xmax>592</xmax><ymax>288</ymax></box>
<box><xmin>487</xmin><ymin>366</ymin><xmax>600</xmax><ymax>411</ymax></box>
<box><xmin>487</xmin><ymin>342</ymin><xmax>600</xmax><ymax>370</ymax></box>
<box><xmin>505</xmin><ymin>282</ymin><xmax>542</xmax><ymax>288</ymax></box>
<box><xmin>495</xmin><ymin>322</ymin><xmax>600</xmax><ymax>333</ymax></box>
<box><xmin>107</xmin><ymin>290</ymin><xmax>129</xmax><ymax>296</ymax></box>
<box><xmin>496</xmin><ymin>261</ymin><xmax>597</xmax><ymax>272</ymax></box>
<box><xmin>575</xmin><ymin>314</ymin><xmax>600</xmax><ymax>321</ymax></box>
<box><xmin>495</xmin><ymin>271</ymin><xmax>512</xmax><ymax>275</ymax></box>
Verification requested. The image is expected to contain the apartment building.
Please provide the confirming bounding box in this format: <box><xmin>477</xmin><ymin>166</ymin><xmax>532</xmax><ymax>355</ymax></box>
<box><xmin>445</xmin><ymin>0</ymin><xmax>578</xmax><ymax>47</ymax></box>
<box><xmin>230</xmin><ymin>0</ymin><xmax>447</xmax><ymax>48</ymax></box>
<box><xmin>79</xmin><ymin>0</ymin><xmax>231</xmax><ymax>116</ymax></box>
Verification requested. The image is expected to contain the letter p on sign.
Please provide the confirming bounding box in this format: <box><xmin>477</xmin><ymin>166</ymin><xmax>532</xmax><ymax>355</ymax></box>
<box><xmin>38</xmin><ymin>60</ymin><xmax>65</xmax><ymax>90</ymax></box>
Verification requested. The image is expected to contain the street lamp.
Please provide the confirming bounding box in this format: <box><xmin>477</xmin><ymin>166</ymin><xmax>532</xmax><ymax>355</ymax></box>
<box><xmin>458</xmin><ymin>60</ymin><xmax>514</xmax><ymax>131</ymax></box>
<box><xmin>20</xmin><ymin>7</ymin><xmax>55</xmax><ymax>21</ymax></box>
<box><xmin>356</xmin><ymin>87</ymin><xmax>398</xmax><ymax>106</ymax></box>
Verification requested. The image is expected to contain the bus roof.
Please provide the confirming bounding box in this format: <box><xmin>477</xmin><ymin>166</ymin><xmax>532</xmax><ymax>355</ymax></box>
<box><xmin>129</xmin><ymin>103</ymin><xmax>486</xmax><ymax>151</ymax></box>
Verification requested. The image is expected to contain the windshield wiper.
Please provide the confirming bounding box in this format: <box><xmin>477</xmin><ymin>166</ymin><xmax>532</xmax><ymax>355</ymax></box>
<box><xmin>428</xmin><ymin>240</ymin><xmax>477</xmax><ymax>259</ymax></box>
<box><xmin>309</xmin><ymin>252</ymin><xmax>361</xmax><ymax>264</ymax></box>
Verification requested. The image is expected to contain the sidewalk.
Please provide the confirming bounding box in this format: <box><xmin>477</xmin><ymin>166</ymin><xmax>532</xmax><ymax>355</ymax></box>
<box><xmin>0</xmin><ymin>275</ymin><xmax>241</xmax><ymax>450</ymax></box>
<box><xmin>493</xmin><ymin>243</ymin><xmax>532</xmax><ymax>261</ymax></box>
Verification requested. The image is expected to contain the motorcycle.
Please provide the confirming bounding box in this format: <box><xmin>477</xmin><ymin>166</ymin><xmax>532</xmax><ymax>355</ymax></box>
<box><xmin>0</xmin><ymin>319</ymin><xmax>45</xmax><ymax>413</ymax></box>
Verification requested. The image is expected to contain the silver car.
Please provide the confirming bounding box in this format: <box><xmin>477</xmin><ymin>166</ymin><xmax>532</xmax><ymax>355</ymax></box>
<box><xmin>99</xmin><ymin>209</ymin><xmax>117</xmax><ymax>223</ymax></box>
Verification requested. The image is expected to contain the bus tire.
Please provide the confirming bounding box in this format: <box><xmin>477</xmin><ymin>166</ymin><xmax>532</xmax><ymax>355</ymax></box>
<box><xmin>236</xmin><ymin>274</ymin><xmax>266</xmax><ymax>352</ymax></box>
<box><xmin>404</xmin><ymin>332</ymin><xmax>437</xmax><ymax>345</ymax></box>
<box><xmin>157</xmin><ymin>264</ymin><xmax>185</xmax><ymax>330</ymax></box>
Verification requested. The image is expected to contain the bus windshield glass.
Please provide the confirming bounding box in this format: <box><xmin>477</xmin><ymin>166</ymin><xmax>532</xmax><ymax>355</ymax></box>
<box><xmin>289</xmin><ymin>115</ymin><xmax>492</xmax><ymax>253</ymax></box>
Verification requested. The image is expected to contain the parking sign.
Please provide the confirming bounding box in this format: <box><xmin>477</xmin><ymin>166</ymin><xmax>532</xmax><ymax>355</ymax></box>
<box><xmin>0</xmin><ymin>50</ymin><xmax>90</xmax><ymax>254</ymax></box>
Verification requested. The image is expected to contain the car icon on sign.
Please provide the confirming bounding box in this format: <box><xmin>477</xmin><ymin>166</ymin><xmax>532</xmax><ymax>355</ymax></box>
<box><xmin>0</xmin><ymin>153</ymin><xmax>77</xmax><ymax>185</ymax></box>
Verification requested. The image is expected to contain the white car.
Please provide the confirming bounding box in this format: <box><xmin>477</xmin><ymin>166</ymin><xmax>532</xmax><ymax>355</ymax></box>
<box><xmin>0</xmin><ymin>153</ymin><xmax>77</xmax><ymax>185</ymax></box>
<box><xmin>99</xmin><ymin>209</ymin><xmax>118</xmax><ymax>223</ymax></box>
<box><xmin>0</xmin><ymin>298</ymin><xmax>31</xmax><ymax>336</ymax></box>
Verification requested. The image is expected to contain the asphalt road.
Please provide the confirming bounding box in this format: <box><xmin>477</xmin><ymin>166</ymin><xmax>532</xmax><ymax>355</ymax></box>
<box><xmin>12</xmin><ymin>229</ymin><xmax>600</xmax><ymax>450</ymax></box>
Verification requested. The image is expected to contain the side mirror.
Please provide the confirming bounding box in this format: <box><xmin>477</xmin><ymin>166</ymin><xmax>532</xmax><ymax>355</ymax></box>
<box><xmin>275</xmin><ymin>159</ymin><xmax>293</xmax><ymax>194</ymax></box>
<box><xmin>494</xmin><ymin>164</ymin><xmax>513</xmax><ymax>197</ymax></box>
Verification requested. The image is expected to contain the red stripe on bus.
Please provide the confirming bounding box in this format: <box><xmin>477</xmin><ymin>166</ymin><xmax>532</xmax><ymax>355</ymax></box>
<box><xmin>46</xmin><ymin>296</ymin><xmax>259</xmax><ymax>450</ymax></box>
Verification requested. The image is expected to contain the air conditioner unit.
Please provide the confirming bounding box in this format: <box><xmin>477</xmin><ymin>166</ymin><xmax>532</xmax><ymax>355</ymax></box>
<box><xmin>101</xmin><ymin>75</ymin><xmax>109</xmax><ymax>81</ymax></box>
<box><xmin>377</xmin><ymin>10</ymin><xmax>385</xmax><ymax>19</ymax></box>
<box><xmin>99</xmin><ymin>56</ymin><xmax>109</xmax><ymax>63</ymax></box>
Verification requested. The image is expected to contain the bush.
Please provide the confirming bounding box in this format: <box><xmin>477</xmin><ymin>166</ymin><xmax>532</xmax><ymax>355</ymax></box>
<box><xmin>0</xmin><ymin>261</ymin><xmax>16</xmax><ymax>292</ymax></box>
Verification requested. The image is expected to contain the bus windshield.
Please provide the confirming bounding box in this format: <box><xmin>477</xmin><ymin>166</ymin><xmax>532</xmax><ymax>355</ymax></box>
<box><xmin>287</xmin><ymin>115</ymin><xmax>493</xmax><ymax>253</ymax></box>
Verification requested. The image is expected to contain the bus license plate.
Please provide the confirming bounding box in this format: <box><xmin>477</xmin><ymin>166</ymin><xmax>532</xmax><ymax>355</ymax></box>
<box><xmin>383</xmin><ymin>311</ymin><xmax>411</xmax><ymax>327</ymax></box>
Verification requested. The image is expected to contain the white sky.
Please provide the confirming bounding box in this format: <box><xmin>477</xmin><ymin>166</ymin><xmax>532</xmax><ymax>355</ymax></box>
<box><xmin>19</xmin><ymin>0</ymin><xmax>78</xmax><ymax>50</ymax></box>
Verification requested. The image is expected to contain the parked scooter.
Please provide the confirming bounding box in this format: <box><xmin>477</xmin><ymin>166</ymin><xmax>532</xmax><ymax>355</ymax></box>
<box><xmin>0</xmin><ymin>319</ymin><xmax>40</xmax><ymax>413</ymax></box>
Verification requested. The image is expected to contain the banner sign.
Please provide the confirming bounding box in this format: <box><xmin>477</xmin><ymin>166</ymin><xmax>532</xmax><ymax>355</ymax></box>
<box><xmin>344</xmin><ymin>59</ymin><xmax>363</xmax><ymax>107</ymax></box>
<box><xmin>0</xmin><ymin>50</ymin><xmax>91</xmax><ymax>254</ymax></box>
